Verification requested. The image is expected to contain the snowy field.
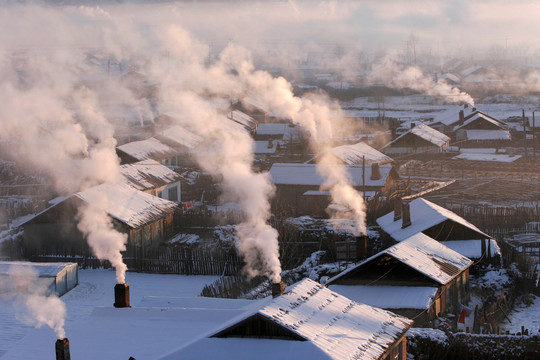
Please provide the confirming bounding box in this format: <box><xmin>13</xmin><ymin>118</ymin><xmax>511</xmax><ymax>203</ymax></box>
<box><xmin>501</xmin><ymin>294</ymin><xmax>540</xmax><ymax>335</ymax></box>
<box><xmin>0</xmin><ymin>269</ymin><xmax>219</xmax><ymax>358</ymax></box>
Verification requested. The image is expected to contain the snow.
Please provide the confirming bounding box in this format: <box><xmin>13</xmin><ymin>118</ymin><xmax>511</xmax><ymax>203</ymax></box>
<box><xmin>158</xmin><ymin>125</ymin><xmax>203</xmax><ymax>150</ymax></box>
<box><xmin>76</xmin><ymin>183</ymin><xmax>178</xmax><ymax>228</ymax></box>
<box><xmin>329</xmin><ymin>233</ymin><xmax>472</xmax><ymax>286</ymax></box>
<box><xmin>501</xmin><ymin>295</ymin><xmax>540</xmax><ymax>335</ymax></box>
<box><xmin>440</xmin><ymin>239</ymin><xmax>501</xmax><ymax>259</ymax></box>
<box><xmin>462</xmin><ymin>129</ymin><xmax>511</xmax><ymax>140</ymax></box>
<box><xmin>269</xmin><ymin>163</ymin><xmax>393</xmax><ymax>187</ymax></box>
<box><xmin>120</xmin><ymin>159</ymin><xmax>181</xmax><ymax>191</ymax></box>
<box><xmin>229</xmin><ymin>110</ymin><xmax>256</xmax><ymax>130</ymax></box>
<box><xmin>0</xmin><ymin>261</ymin><xmax>74</xmax><ymax>278</ymax></box>
<box><xmin>376</xmin><ymin>197</ymin><xmax>491</xmax><ymax>242</ymax></box>
<box><xmin>116</xmin><ymin>137</ymin><xmax>178</xmax><ymax>162</ymax></box>
<box><xmin>452</xmin><ymin>152</ymin><xmax>522</xmax><ymax>163</ymax></box>
<box><xmin>254</xmin><ymin>140</ymin><xmax>278</xmax><ymax>154</ymax></box>
<box><xmin>328</xmin><ymin>285</ymin><xmax>438</xmax><ymax>310</ymax></box>
<box><xmin>161</xmin><ymin>278</ymin><xmax>413</xmax><ymax>360</ymax></box>
<box><xmin>313</xmin><ymin>142</ymin><xmax>393</xmax><ymax>165</ymax></box>
<box><xmin>382</xmin><ymin>123</ymin><xmax>449</xmax><ymax>149</ymax></box>
<box><xmin>0</xmin><ymin>269</ymin><xmax>221</xmax><ymax>359</ymax></box>
<box><xmin>408</xmin><ymin>327</ymin><xmax>449</xmax><ymax>345</ymax></box>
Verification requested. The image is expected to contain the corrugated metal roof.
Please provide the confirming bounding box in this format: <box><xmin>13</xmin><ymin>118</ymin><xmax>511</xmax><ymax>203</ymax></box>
<box><xmin>330</xmin><ymin>233</ymin><xmax>472</xmax><ymax>286</ymax></box>
<box><xmin>117</xmin><ymin>137</ymin><xmax>178</xmax><ymax>161</ymax></box>
<box><xmin>382</xmin><ymin>123</ymin><xmax>449</xmax><ymax>149</ymax></box>
<box><xmin>211</xmin><ymin>278</ymin><xmax>412</xmax><ymax>360</ymax></box>
<box><xmin>120</xmin><ymin>159</ymin><xmax>181</xmax><ymax>191</ymax></box>
<box><xmin>76</xmin><ymin>183</ymin><xmax>177</xmax><ymax>228</ymax></box>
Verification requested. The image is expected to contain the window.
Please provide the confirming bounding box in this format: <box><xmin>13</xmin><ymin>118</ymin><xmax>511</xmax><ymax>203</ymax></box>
<box><xmin>168</xmin><ymin>186</ymin><xmax>178</xmax><ymax>202</ymax></box>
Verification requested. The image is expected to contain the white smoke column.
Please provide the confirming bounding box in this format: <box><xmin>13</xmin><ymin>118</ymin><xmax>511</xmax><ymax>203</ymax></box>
<box><xmin>77</xmin><ymin>202</ymin><xmax>128</xmax><ymax>284</ymax></box>
<box><xmin>219</xmin><ymin>46</ymin><xmax>367</xmax><ymax>235</ymax></box>
<box><xmin>368</xmin><ymin>54</ymin><xmax>475</xmax><ymax>105</ymax></box>
<box><xmin>10</xmin><ymin>265</ymin><xmax>66</xmax><ymax>339</ymax></box>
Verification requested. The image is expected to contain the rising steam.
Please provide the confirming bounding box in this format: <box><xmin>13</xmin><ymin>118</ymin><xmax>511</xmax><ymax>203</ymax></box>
<box><xmin>9</xmin><ymin>265</ymin><xmax>66</xmax><ymax>339</ymax></box>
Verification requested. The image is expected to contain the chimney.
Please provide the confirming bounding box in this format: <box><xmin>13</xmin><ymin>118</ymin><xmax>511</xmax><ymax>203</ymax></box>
<box><xmin>458</xmin><ymin>110</ymin><xmax>465</xmax><ymax>126</ymax></box>
<box><xmin>464</xmin><ymin>104</ymin><xmax>468</xmax><ymax>109</ymax></box>
<box><xmin>393</xmin><ymin>197</ymin><xmax>402</xmax><ymax>221</ymax></box>
<box><xmin>114</xmin><ymin>283</ymin><xmax>131</xmax><ymax>308</ymax></box>
<box><xmin>472</xmin><ymin>107</ymin><xmax>477</xmax><ymax>112</ymax></box>
<box><xmin>267</xmin><ymin>139</ymin><xmax>273</xmax><ymax>149</ymax></box>
<box><xmin>401</xmin><ymin>201</ymin><xmax>412</xmax><ymax>228</ymax></box>
<box><xmin>55</xmin><ymin>338</ymin><xmax>71</xmax><ymax>360</ymax></box>
<box><xmin>271</xmin><ymin>281</ymin><xmax>285</xmax><ymax>298</ymax></box>
<box><xmin>411</xmin><ymin>122</ymin><xmax>415</xmax><ymax>128</ymax></box>
<box><xmin>370</xmin><ymin>163</ymin><xmax>381</xmax><ymax>180</ymax></box>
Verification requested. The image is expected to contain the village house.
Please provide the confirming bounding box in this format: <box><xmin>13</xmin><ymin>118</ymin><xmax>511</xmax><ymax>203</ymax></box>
<box><xmin>377</xmin><ymin>197</ymin><xmax>501</xmax><ymax>264</ymax></box>
<box><xmin>154</xmin><ymin>124</ymin><xmax>204</xmax><ymax>168</ymax></box>
<box><xmin>225</xmin><ymin>109</ymin><xmax>258</xmax><ymax>133</ymax></box>
<box><xmin>160</xmin><ymin>278</ymin><xmax>413</xmax><ymax>360</ymax></box>
<box><xmin>228</xmin><ymin>97</ymin><xmax>270</xmax><ymax>123</ymax></box>
<box><xmin>18</xmin><ymin>183</ymin><xmax>178</xmax><ymax>258</ymax></box>
<box><xmin>120</xmin><ymin>159</ymin><xmax>182</xmax><ymax>203</ymax></box>
<box><xmin>269</xmin><ymin>162</ymin><xmax>399</xmax><ymax>216</ymax></box>
<box><xmin>306</xmin><ymin>141</ymin><xmax>394</xmax><ymax>165</ymax></box>
<box><xmin>327</xmin><ymin>233</ymin><xmax>473</xmax><ymax>326</ymax></box>
<box><xmin>380</xmin><ymin>123</ymin><xmax>450</xmax><ymax>157</ymax></box>
<box><xmin>116</xmin><ymin>137</ymin><xmax>179</xmax><ymax>166</ymax></box>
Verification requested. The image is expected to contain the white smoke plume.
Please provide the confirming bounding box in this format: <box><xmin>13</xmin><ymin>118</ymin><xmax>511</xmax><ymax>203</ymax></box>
<box><xmin>368</xmin><ymin>54</ymin><xmax>475</xmax><ymax>105</ymax></box>
<box><xmin>8</xmin><ymin>265</ymin><xmax>66</xmax><ymax>339</ymax></box>
<box><xmin>77</xmin><ymin>203</ymin><xmax>128</xmax><ymax>284</ymax></box>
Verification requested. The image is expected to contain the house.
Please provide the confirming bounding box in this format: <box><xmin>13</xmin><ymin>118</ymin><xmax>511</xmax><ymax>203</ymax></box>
<box><xmin>0</xmin><ymin>261</ymin><xmax>78</xmax><ymax>297</ymax></box>
<box><xmin>225</xmin><ymin>109</ymin><xmax>258</xmax><ymax>133</ymax></box>
<box><xmin>306</xmin><ymin>141</ymin><xmax>394</xmax><ymax>165</ymax></box>
<box><xmin>154</xmin><ymin>125</ymin><xmax>204</xmax><ymax>167</ymax></box>
<box><xmin>160</xmin><ymin>278</ymin><xmax>413</xmax><ymax>360</ymax></box>
<box><xmin>116</xmin><ymin>137</ymin><xmax>179</xmax><ymax>166</ymax></box>
<box><xmin>428</xmin><ymin>104</ymin><xmax>477</xmax><ymax>133</ymax></box>
<box><xmin>120</xmin><ymin>159</ymin><xmax>182</xmax><ymax>203</ymax></box>
<box><xmin>269</xmin><ymin>163</ymin><xmax>398</xmax><ymax>216</ymax></box>
<box><xmin>18</xmin><ymin>183</ymin><xmax>178</xmax><ymax>257</ymax></box>
<box><xmin>229</xmin><ymin>97</ymin><xmax>270</xmax><ymax>123</ymax></box>
<box><xmin>380</xmin><ymin>123</ymin><xmax>450</xmax><ymax>156</ymax></box>
<box><xmin>327</xmin><ymin>233</ymin><xmax>473</xmax><ymax>325</ymax></box>
<box><xmin>376</xmin><ymin>197</ymin><xmax>501</xmax><ymax>263</ymax></box>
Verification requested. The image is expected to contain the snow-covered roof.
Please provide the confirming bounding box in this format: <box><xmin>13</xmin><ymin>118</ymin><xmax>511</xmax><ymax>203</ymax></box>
<box><xmin>162</xmin><ymin>278</ymin><xmax>412</xmax><ymax>360</ymax></box>
<box><xmin>460</xmin><ymin>65</ymin><xmax>484</xmax><ymax>77</ymax></box>
<box><xmin>254</xmin><ymin>140</ymin><xmax>278</xmax><ymax>154</ymax></box>
<box><xmin>116</xmin><ymin>137</ymin><xmax>178</xmax><ymax>162</ymax></box>
<box><xmin>269</xmin><ymin>163</ymin><xmax>393</xmax><ymax>188</ymax></box>
<box><xmin>454</xmin><ymin>112</ymin><xmax>507</xmax><ymax>131</ymax></box>
<box><xmin>0</xmin><ymin>261</ymin><xmax>76</xmax><ymax>278</ymax></box>
<box><xmin>440</xmin><ymin>239</ymin><xmax>501</xmax><ymax>259</ymax></box>
<box><xmin>376</xmin><ymin>198</ymin><xmax>491</xmax><ymax>242</ymax></box>
<box><xmin>120</xmin><ymin>159</ymin><xmax>181</xmax><ymax>191</ymax></box>
<box><xmin>76</xmin><ymin>183</ymin><xmax>177</xmax><ymax>228</ymax></box>
<box><xmin>329</xmin><ymin>285</ymin><xmax>438</xmax><ymax>310</ymax></box>
<box><xmin>256</xmin><ymin>123</ymin><xmax>300</xmax><ymax>140</ymax></box>
<box><xmin>428</xmin><ymin>105</ymin><xmax>475</xmax><ymax>127</ymax></box>
<box><xmin>228</xmin><ymin>110</ymin><xmax>257</xmax><ymax>131</ymax></box>
<box><xmin>452</xmin><ymin>153</ymin><xmax>522</xmax><ymax>163</ymax></box>
<box><xmin>461</xmin><ymin>129</ymin><xmax>511</xmax><ymax>140</ymax></box>
<box><xmin>382</xmin><ymin>124</ymin><xmax>449</xmax><ymax>149</ymax></box>
<box><xmin>311</xmin><ymin>142</ymin><xmax>393</xmax><ymax>165</ymax></box>
<box><xmin>156</xmin><ymin>125</ymin><xmax>203</xmax><ymax>150</ymax></box>
<box><xmin>241</xmin><ymin>96</ymin><xmax>269</xmax><ymax>114</ymax></box>
<box><xmin>330</xmin><ymin>233</ymin><xmax>472</xmax><ymax>286</ymax></box>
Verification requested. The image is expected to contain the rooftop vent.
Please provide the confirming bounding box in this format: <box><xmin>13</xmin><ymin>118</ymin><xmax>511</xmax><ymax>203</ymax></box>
<box><xmin>393</xmin><ymin>197</ymin><xmax>402</xmax><ymax>222</ymax></box>
<box><xmin>272</xmin><ymin>281</ymin><xmax>285</xmax><ymax>298</ymax></box>
<box><xmin>370</xmin><ymin>163</ymin><xmax>381</xmax><ymax>181</ymax></box>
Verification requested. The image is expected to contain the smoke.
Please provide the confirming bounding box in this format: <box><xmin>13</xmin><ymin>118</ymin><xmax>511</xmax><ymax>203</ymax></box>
<box><xmin>8</xmin><ymin>264</ymin><xmax>66</xmax><ymax>339</ymax></box>
<box><xmin>77</xmin><ymin>203</ymin><xmax>128</xmax><ymax>284</ymax></box>
<box><xmin>368</xmin><ymin>54</ymin><xmax>475</xmax><ymax>105</ymax></box>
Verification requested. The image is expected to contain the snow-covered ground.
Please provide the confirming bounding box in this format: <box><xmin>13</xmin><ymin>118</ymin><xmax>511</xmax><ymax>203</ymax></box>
<box><xmin>501</xmin><ymin>294</ymin><xmax>540</xmax><ymax>335</ymax></box>
<box><xmin>0</xmin><ymin>269</ymin><xmax>219</xmax><ymax>358</ymax></box>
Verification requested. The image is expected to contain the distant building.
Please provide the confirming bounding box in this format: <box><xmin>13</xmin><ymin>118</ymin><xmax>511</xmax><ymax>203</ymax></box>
<box><xmin>116</xmin><ymin>137</ymin><xmax>179</xmax><ymax>166</ymax></box>
<box><xmin>306</xmin><ymin>141</ymin><xmax>394</xmax><ymax>165</ymax></box>
<box><xmin>380</xmin><ymin>123</ymin><xmax>450</xmax><ymax>156</ymax></box>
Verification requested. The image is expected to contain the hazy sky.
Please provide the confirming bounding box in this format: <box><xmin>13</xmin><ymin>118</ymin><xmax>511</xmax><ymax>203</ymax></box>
<box><xmin>0</xmin><ymin>0</ymin><xmax>538</xmax><ymax>62</ymax></box>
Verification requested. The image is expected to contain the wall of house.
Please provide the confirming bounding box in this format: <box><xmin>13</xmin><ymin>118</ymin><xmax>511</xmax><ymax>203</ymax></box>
<box><xmin>381</xmin><ymin>333</ymin><xmax>408</xmax><ymax>360</ymax></box>
<box><xmin>129</xmin><ymin>213</ymin><xmax>174</xmax><ymax>248</ymax></box>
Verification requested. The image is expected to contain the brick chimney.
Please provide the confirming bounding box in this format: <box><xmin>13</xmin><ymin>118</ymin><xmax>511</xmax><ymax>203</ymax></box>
<box><xmin>272</xmin><ymin>281</ymin><xmax>285</xmax><ymax>298</ymax></box>
<box><xmin>370</xmin><ymin>163</ymin><xmax>381</xmax><ymax>180</ymax></box>
<box><xmin>458</xmin><ymin>110</ymin><xmax>465</xmax><ymax>126</ymax></box>
<box><xmin>55</xmin><ymin>338</ymin><xmax>71</xmax><ymax>360</ymax></box>
<box><xmin>401</xmin><ymin>200</ymin><xmax>412</xmax><ymax>228</ymax></box>
<box><xmin>393</xmin><ymin>197</ymin><xmax>402</xmax><ymax>222</ymax></box>
<box><xmin>114</xmin><ymin>283</ymin><xmax>131</xmax><ymax>308</ymax></box>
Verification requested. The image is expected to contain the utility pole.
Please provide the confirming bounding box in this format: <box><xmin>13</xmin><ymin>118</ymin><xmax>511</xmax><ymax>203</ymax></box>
<box><xmin>533</xmin><ymin>111</ymin><xmax>537</xmax><ymax>162</ymax></box>
<box><xmin>362</xmin><ymin>156</ymin><xmax>366</xmax><ymax>203</ymax></box>
<box><xmin>522</xmin><ymin>109</ymin><xmax>528</xmax><ymax>158</ymax></box>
